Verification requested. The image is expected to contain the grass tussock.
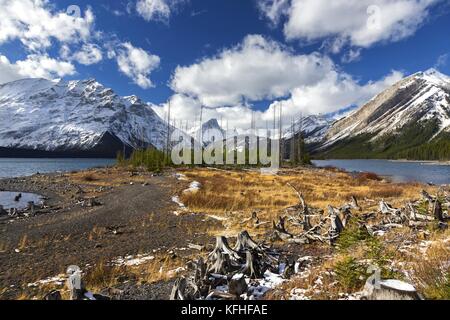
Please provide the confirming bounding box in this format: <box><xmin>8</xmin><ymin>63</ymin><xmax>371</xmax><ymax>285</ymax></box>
<box><xmin>410</xmin><ymin>241</ymin><xmax>450</xmax><ymax>300</ymax></box>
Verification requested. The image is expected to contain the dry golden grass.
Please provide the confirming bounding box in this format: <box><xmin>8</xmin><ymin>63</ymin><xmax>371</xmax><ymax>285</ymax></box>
<box><xmin>12</xmin><ymin>251</ymin><xmax>190</xmax><ymax>300</ymax></box>
<box><xmin>178</xmin><ymin>167</ymin><xmax>437</xmax><ymax>236</ymax></box>
<box><xmin>18</xmin><ymin>234</ymin><xmax>28</xmax><ymax>250</ymax></box>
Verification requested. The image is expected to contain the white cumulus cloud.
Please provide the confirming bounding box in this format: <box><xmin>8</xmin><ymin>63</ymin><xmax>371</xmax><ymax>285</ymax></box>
<box><xmin>116</xmin><ymin>42</ymin><xmax>161</xmax><ymax>89</ymax></box>
<box><xmin>0</xmin><ymin>54</ymin><xmax>75</xmax><ymax>84</ymax></box>
<box><xmin>171</xmin><ymin>35</ymin><xmax>336</xmax><ymax>107</ymax></box>
<box><xmin>136</xmin><ymin>0</ymin><xmax>185</xmax><ymax>22</ymax></box>
<box><xmin>259</xmin><ymin>0</ymin><xmax>441</xmax><ymax>49</ymax></box>
<box><xmin>0</xmin><ymin>0</ymin><xmax>95</xmax><ymax>51</ymax></box>
<box><xmin>163</xmin><ymin>34</ymin><xmax>405</xmax><ymax>130</ymax></box>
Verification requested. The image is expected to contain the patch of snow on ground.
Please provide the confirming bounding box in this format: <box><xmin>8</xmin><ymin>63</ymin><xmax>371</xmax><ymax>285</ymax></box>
<box><xmin>183</xmin><ymin>181</ymin><xmax>202</xmax><ymax>194</ymax></box>
<box><xmin>27</xmin><ymin>275</ymin><xmax>66</xmax><ymax>288</ymax></box>
<box><xmin>114</xmin><ymin>254</ymin><xmax>155</xmax><ymax>267</ymax></box>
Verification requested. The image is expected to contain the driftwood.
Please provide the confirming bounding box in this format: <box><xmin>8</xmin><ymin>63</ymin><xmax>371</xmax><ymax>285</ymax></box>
<box><xmin>241</xmin><ymin>212</ymin><xmax>270</xmax><ymax>228</ymax></box>
<box><xmin>379</xmin><ymin>200</ymin><xmax>400</xmax><ymax>215</ymax></box>
<box><xmin>171</xmin><ymin>231</ymin><xmax>279</xmax><ymax>300</ymax></box>
<box><xmin>14</xmin><ymin>193</ymin><xmax>22</xmax><ymax>202</ymax></box>
<box><xmin>273</xmin><ymin>216</ymin><xmax>293</xmax><ymax>241</ymax></box>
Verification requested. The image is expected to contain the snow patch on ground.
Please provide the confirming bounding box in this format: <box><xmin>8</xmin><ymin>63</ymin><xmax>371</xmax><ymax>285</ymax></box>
<box><xmin>113</xmin><ymin>254</ymin><xmax>155</xmax><ymax>267</ymax></box>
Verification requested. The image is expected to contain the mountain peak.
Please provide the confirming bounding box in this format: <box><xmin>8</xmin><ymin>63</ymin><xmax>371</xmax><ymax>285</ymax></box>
<box><xmin>202</xmin><ymin>118</ymin><xmax>221</xmax><ymax>129</ymax></box>
<box><xmin>415</xmin><ymin>68</ymin><xmax>450</xmax><ymax>87</ymax></box>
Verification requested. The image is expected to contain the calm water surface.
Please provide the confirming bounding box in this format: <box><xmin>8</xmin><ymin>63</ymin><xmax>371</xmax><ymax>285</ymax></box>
<box><xmin>0</xmin><ymin>158</ymin><xmax>116</xmax><ymax>178</ymax></box>
<box><xmin>313</xmin><ymin>159</ymin><xmax>450</xmax><ymax>185</ymax></box>
<box><xmin>0</xmin><ymin>191</ymin><xmax>43</xmax><ymax>209</ymax></box>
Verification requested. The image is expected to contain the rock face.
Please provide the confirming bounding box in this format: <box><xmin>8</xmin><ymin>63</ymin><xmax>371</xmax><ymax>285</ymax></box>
<box><xmin>314</xmin><ymin>69</ymin><xmax>450</xmax><ymax>159</ymax></box>
<box><xmin>0</xmin><ymin>78</ymin><xmax>172</xmax><ymax>157</ymax></box>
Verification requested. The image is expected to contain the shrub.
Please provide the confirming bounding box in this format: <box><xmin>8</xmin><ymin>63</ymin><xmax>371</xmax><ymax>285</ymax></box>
<box><xmin>334</xmin><ymin>256</ymin><xmax>366</xmax><ymax>291</ymax></box>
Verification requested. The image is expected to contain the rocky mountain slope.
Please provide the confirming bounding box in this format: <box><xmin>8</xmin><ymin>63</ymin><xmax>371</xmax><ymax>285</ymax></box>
<box><xmin>0</xmin><ymin>78</ymin><xmax>172</xmax><ymax>157</ymax></box>
<box><xmin>314</xmin><ymin>69</ymin><xmax>450</xmax><ymax>160</ymax></box>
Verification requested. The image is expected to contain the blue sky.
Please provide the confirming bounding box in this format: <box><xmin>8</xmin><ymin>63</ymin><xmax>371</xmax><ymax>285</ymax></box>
<box><xmin>1</xmin><ymin>0</ymin><xmax>450</xmax><ymax>129</ymax></box>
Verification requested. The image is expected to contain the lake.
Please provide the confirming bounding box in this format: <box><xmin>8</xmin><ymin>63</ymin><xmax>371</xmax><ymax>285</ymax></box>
<box><xmin>0</xmin><ymin>191</ymin><xmax>43</xmax><ymax>210</ymax></box>
<box><xmin>0</xmin><ymin>158</ymin><xmax>116</xmax><ymax>179</ymax></box>
<box><xmin>313</xmin><ymin>159</ymin><xmax>450</xmax><ymax>185</ymax></box>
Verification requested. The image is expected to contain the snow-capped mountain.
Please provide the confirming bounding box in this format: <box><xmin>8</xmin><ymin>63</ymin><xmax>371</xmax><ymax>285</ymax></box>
<box><xmin>0</xmin><ymin>78</ymin><xmax>172</xmax><ymax>157</ymax></box>
<box><xmin>188</xmin><ymin>118</ymin><xmax>227</xmax><ymax>146</ymax></box>
<box><xmin>315</xmin><ymin>68</ymin><xmax>450</xmax><ymax>159</ymax></box>
<box><xmin>283</xmin><ymin>114</ymin><xmax>335</xmax><ymax>144</ymax></box>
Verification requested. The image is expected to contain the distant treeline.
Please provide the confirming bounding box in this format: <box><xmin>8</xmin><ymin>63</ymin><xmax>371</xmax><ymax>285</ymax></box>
<box><xmin>117</xmin><ymin>136</ymin><xmax>311</xmax><ymax>171</ymax></box>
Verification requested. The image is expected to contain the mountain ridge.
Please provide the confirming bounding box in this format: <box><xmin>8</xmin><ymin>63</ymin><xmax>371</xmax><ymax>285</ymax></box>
<box><xmin>312</xmin><ymin>68</ymin><xmax>450</xmax><ymax>160</ymax></box>
<box><xmin>0</xmin><ymin>78</ymin><xmax>172</xmax><ymax>157</ymax></box>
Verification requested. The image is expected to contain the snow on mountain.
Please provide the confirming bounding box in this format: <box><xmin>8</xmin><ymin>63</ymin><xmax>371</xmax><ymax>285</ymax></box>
<box><xmin>0</xmin><ymin>78</ymin><xmax>173</xmax><ymax>156</ymax></box>
<box><xmin>319</xmin><ymin>68</ymin><xmax>450</xmax><ymax>149</ymax></box>
<box><xmin>187</xmin><ymin>118</ymin><xmax>227</xmax><ymax>146</ymax></box>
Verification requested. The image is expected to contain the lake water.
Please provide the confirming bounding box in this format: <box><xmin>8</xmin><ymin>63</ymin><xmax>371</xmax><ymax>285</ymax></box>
<box><xmin>0</xmin><ymin>158</ymin><xmax>116</xmax><ymax>179</ymax></box>
<box><xmin>0</xmin><ymin>191</ymin><xmax>43</xmax><ymax>210</ymax></box>
<box><xmin>313</xmin><ymin>159</ymin><xmax>450</xmax><ymax>185</ymax></box>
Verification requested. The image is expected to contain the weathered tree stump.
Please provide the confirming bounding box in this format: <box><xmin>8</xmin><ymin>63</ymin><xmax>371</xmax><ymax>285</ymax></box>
<box><xmin>0</xmin><ymin>205</ymin><xmax>6</xmax><ymax>215</ymax></box>
<box><xmin>228</xmin><ymin>275</ymin><xmax>248</xmax><ymax>298</ymax></box>
<box><xmin>363</xmin><ymin>279</ymin><xmax>421</xmax><ymax>300</ymax></box>
<box><xmin>240</xmin><ymin>251</ymin><xmax>262</xmax><ymax>279</ymax></box>
<box><xmin>234</xmin><ymin>231</ymin><xmax>259</xmax><ymax>252</ymax></box>
<box><xmin>27</xmin><ymin>201</ymin><xmax>35</xmax><ymax>215</ymax></box>
<box><xmin>170</xmin><ymin>277</ymin><xmax>188</xmax><ymax>300</ymax></box>
<box><xmin>67</xmin><ymin>266</ymin><xmax>86</xmax><ymax>300</ymax></box>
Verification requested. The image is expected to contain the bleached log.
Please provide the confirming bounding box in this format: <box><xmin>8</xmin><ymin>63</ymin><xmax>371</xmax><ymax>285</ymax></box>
<box><xmin>379</xmin><ymin>200</ymin><xmax>399</xmax><ymax>215</ymax></box>
<box><xmin>188</xmin><ymin>243</ymin><xmax>205</xmax><ymax>251</ymax></box>
<box><xmin>409</xmin><ymin>220</ymin><xmax>429</xmax><ymax>228</ymax></box>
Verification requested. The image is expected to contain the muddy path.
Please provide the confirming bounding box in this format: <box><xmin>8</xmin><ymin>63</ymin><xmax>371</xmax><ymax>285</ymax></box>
<box><xmin>0</xmin><ymin>171</ymin><xmax>221</xmax><ymax>299</ymax></box>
